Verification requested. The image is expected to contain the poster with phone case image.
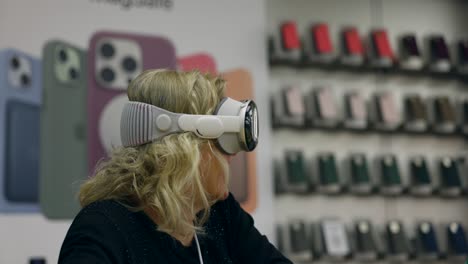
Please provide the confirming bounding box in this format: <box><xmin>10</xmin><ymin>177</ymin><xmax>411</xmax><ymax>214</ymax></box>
<box><xmin>87</xmin><ymin>31</ymin><xmax>177</xmax><ymax>173</ymax></box>
<box><xmin>40</xmin><ymin>40</ymin><xmax>88</xmax><ymax>219</ymax></box>
<box><xmin>221</xmin><ymin>69</ymin><xmax>257</xmax><ymax>213</ymax></box>
<box><xmin>0</xmin><ymin>49</ymin><xmax>42</xmax><ymax>213</ymax></box>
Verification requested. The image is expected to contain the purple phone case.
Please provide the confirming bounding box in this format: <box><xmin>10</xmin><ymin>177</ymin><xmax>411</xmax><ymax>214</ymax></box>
<box><xmin>87</xmin><ymin>31</ymin><xmax>177</xmax><ymax>173</ymax></box>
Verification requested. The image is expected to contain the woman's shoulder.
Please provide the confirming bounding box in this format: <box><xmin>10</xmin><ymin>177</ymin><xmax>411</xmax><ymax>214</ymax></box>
<box><xmin>210</xmin><ymin>192</ymin><xmax>243</xmax><ymax>221</ymax></box>
<box><xmin>76</xmin><ymin>199</ymin><xmax>128</xmax><ymax>217</ymax></box>
<box><xmin>60</xmin><ymin>200</ymin><xmax>146</xmax><ymax>263</ymax></box>
<box><xmin>212</xmin><ymin>192</ymin><xmax>239</xmax><ymax>209</ymax></box>
<box><xmin>78</xmin><ymin>199</ymin><xmax>130</xmax><ymax>214</ymax></box>
<box><xmin>70</xmin><ymin>200</ymin><xmax>138</xmax><ymax>231</ymax></box>
<box><xmin>64</xmin><ymin>200</ymin><xmax>146</xmax><ymax>250</ymax></box>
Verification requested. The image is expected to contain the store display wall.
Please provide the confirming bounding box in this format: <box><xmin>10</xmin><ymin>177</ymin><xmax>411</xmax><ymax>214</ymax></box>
<box><xmin>267</xmin><ymin>0</ymin><xmax>468</xmax><ymax>263</ymax></box>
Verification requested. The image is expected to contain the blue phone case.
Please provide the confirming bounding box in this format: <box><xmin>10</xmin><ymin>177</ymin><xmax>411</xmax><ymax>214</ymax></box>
<box><xmin>0</xmin><ymin>49</ymin><xmax>41</xmax><ymax>212</ymax></box>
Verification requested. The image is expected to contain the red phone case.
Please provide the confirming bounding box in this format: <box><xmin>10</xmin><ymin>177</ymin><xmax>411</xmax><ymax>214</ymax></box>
<box><xmin>221</xmin><ymin>69</ymin><xmax>257</xmax><ymax>213</ymax></box>
<box><xmin>313</xmin><ymin>23</ymin><xmax>333</xmax><ymax>54</ymax></box>
<box><xmin>281</xmin><ymin>21</ymin><xmax>301</xmax><ymax>51</ymax></box>
<box><xmin>344</xmin><ymin>28</ymin><xmax>363</xmax><ymax>55</ymax></box>
<box><xmin>372</xmin><ymin>30</ymin><xmax>394</xmax><ymax>59</ymax></box>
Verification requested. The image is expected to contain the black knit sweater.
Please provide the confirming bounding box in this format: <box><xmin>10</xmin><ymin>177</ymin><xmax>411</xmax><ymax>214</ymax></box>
<box><xmin>58</xmin><ymin>193</ymin><xmax>292</xmax><ymax>264</ymax></box>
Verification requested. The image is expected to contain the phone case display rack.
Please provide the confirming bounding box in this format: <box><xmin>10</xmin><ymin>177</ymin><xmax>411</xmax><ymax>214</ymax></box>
<box><xmin>266</xmin><ymin>0</ymin><xmax>468</xmax><ymax>263</ymax></box>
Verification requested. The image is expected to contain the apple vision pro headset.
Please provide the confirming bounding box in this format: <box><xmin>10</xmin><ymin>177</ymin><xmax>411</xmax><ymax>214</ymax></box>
<box><xmin>120</xmin><ymin>97</ymin><xmax>259</xmax><ymax>154</ymax></box>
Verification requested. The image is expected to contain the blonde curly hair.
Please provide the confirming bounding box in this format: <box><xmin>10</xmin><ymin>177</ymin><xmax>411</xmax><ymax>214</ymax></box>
<box><xmin>79</xmin><ymin>69</ymin><xmax>229</xmax><ymax>241</ymax></box>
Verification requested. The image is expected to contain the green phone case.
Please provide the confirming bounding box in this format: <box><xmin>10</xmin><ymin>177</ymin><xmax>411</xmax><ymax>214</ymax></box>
<box><xmin>319</xmin><ymin>154</ymin><xmax>339</xmax><ymax>185</ymax></box>
<box><xmin>285</xmin><ymin>151</ymin><xmax>306</xmax><ymax>185</ymax></box>
<box><xmin>381</xmin><ymin>156</ymin><xmax>401</xmax><ymax>186</ymax></box>
<box><xmin>410</xmin><ymin>157</ymin><xmax>431</xmax><ymax>186</ymax></box>
<box><xmin>440</xmin><ymin>158</ymin><xmax>462</xmax><ymax>188</ymax></box>
<box><xmin>40</xmin><ymin>40</ymin><xmax>87</xmax><ymax>219</ymax></box>
<box><xmin>351</xmin><ymin>154</ymin><xmax>370</xmax><ymax>185</ymax></box>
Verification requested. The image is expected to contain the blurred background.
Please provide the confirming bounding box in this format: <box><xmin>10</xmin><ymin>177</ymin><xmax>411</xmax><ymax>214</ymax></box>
<box><xmin>1</xmin><ymin>0</ymin><xmax>468</xmax><ymax>263</ymax></box>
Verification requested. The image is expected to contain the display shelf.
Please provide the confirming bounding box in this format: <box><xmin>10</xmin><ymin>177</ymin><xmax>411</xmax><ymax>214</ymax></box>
<box><xmin>267</xmin><ymin>0</ymin><xmax>468</xmax><ymax>262</ymax></box>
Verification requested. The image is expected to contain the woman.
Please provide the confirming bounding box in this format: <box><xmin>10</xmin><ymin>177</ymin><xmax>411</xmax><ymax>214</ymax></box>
<box><xmin>59</xmin><ymin>69</ymin><xmax>292</xmax><ymax>263</ymax></box>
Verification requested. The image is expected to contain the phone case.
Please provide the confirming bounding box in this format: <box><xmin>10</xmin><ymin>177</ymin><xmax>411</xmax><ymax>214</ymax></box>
<box><xmin>0</xmin><ymin>49</ymin><xmax>42</xmax><ymax>212</ymax></box>
<box><xmin>40</xmin><ymin>40</ymin><xmax>87</xmax><ymax>219</ymax></box>
<box><xmin>321</xmin><ymin>219</ymin><xmax>350</xmax><ymax>258</ymax></box>
<box><xmin>416</xmin><ymin>221</ymin><xmax>440</xmax><ymax>257</ymax></box>
<box><xmin>276</xmin><ymin>224</ymin><xmax>285</xmax><ymax>252</ymax></box>
<box><xmin>428</xmin><ymin>35</ymin><xmax>451</xmax><ymax>73</ymax></box>
<box><xmin>379</xmin><ymin>155</ymin><xmax>404</xmax><ymax>196</ymax></box>
<box><xmin>271</xmin><ymin>86</ymin><xmax>306</xmax><ymax>128</ymax></box>
<box><xmin>347</xmin><ymin>93</ymin><xmax>366</xmax><ymax>120</ymax></box>
<box><xmin>410</xmin><ymin>156</ymin><xmax>433</xmax><ymax>196</ymax></box>
<box><xmin>432</xmin><ymin>97</ymin><xmax>456</xmax><ymax>134</ymax></box>
<box><xmin>314</xmin><ymin>88</ymin><xmax>337</xmax><ymax>121</ymax></box>
<box><xmin>344</xmin><ymin>92</ymin><xmax>367</xmax><ymax>129</ymax></box>
<box><xmin>318</xmin><ymin>153</ymin><xmax>339</xmax><ymax>186</ymax></box>
<box><xmin>354</xmin><ymin>220</ymin><xmax>378</xmax><ymax>260</ymax></box>
<box><xmin>386</xmin><ymin>221</ymin><xmax>410</xmax><ymax>258</ymax></box>
<box><xmin>435</xmin><ymin>97</ymin><xmax>456</xmax><ymax>122</ymax></box>
<box><xmin>343</xmin><ymin>27</ymin><xmax>364</xmax><ymax>56</ymax></box>
<box><xmin>404</xmin><ymin>95</ymin><xmax>428</xmax><ymax>132</ymax></box>
<box><xmin>282</xmin><ymin>87</ymin><xmax>304</xmax><ymax>117</ymax></box>
<box><xmin>317</xmin><ymin>153</ymin><xmax>341</xmax><ymax>194</ymax></box>
<box><xmin>87</xmin><ymin>31</ymin><xmax>177</xmax><ymax>173</ymax></box>
<box><xmin>280</xmin><ymin>22</ymin><xmax>301</xmax><ymax>53</ymax></box>
<box><xmin>447</xmin><ymin>222</ymin><xmax>468</xmax><ymax>256</ymax></box>
<box><xmin>461</xmin><ymin>100</ymin><xmax>468</xmax><ymax>135</ymax></box>
<box><xmin>340</xmin><ymin>27</ymin><xmax>364</xmax><ymax>66</ymax></box>
<box><xmin>374</xmin><ymin>93</ymin><xmax>400</xmax><ymax>131</ymax></box>
<box><xmin>369</xmin><ymin>29</ymin><xmax>394</xmax><ymax>68</ymax></box>
<box><xmin>285</xmin><ymin>150</ymin><xmax>306</xmax><ymax>185</ymax></box>
<box><xmin>312</xmin><ymin>23</ymin><xmax>333</xmax><ymax>55</ymax></box>
<box><xmin>411</xmin><ymin>156</ymin><xmax>431</xmax><ymax>182</ymax></box>
<box><xmin>349</xmin><ymin>153</ymin><xmax>373</xmax><ymax>194</ymax></box>
<box><xmin>379</xmin><ymin>93</ymin><xmax>399</xmax><ymax>124</ymax></box>
<box><xmin>372</xmin><ymin>30</ymin><xmax>394</xmax><ymax>59</ymax></box>
<box><xmin>351</xmin><ymin>154</ymin><xmax>370</xmax><ymax>184</ymax></box>
<box><xmin>289</xmin><ymin>220</ymin><xmax>309</xmax><ymax>253</ymax></box>
<box><xmin>287</xmin><ymin>219</ymin><xmax>314</xmax><ymax>262</ymax></box>
<box><xmin>269</xmin><ymin>21</ymin><xmax>301</xmax><ymax>64</ymax></box>
<box><xmin>178</xmin><ymin>53</ymin><xmax>217</xmax><ymax>75</ymax></box>
<box><xmin>401</xmin><ymin>35</ymin><xmax>421</xmax><ymax>58</ymax></box>
<box><xmin>439</xmin><ymin>157</ymin><xmax>462</xmax><ymax>197</ymax></box>
<box><xmin>221</xmin><ymin>69</ymin><xmax>257</xmax><ymax>213</ymax></box>
<box><xmin>381</xmin><ymin>156</ymin><xmax>401</xmax><ymax>185</ymax></box>
<box><xmin>429</xmin><ymin>36</ymin><xmax>450</xmax><ymax>60</ymax></box>
<box><xmin>457</xmin><ymin>40</ymin><xmax>468</xmax><ymax>74</ymax></box>
<box><xmin>399</xmin><ymin>34</ymin><xmax>424</xmax><ymax>70</ymax></box>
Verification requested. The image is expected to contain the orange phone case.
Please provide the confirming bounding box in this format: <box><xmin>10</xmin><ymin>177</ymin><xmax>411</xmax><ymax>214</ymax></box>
<box><xmin>221</xmin><ymin>69</ymin><xmax>257</xmax><ymax>213</ymax></box>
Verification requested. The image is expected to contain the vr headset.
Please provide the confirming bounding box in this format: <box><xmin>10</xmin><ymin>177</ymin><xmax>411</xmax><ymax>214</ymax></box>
<box><xmin>120</xmin><ymin>97</ymin><xmax>258</xmax><ymax>154</ymax></box>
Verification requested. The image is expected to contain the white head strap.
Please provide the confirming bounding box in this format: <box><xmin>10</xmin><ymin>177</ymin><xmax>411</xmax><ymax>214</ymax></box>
<box><xmin>120</xmin><ymin>100</ymin><xmax>242</xmax><ymax>147</ymax></box>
